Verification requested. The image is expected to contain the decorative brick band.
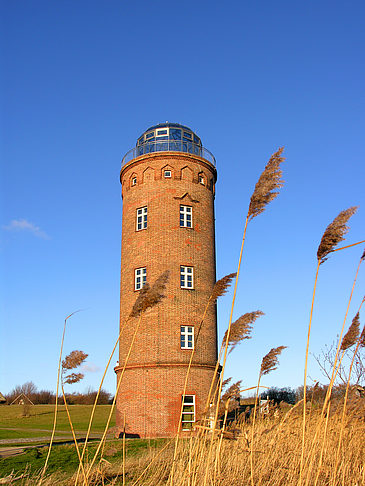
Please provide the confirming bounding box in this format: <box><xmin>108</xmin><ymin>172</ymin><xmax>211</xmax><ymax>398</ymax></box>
<box><xmin>114</xmin><ymin>362</ymin><xmax>217</xmax><ymax>372</ymax></box>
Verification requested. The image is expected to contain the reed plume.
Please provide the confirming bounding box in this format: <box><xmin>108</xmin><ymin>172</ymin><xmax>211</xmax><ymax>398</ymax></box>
<box><xmin>360</xmin><ymin>323</ymin><xmax>365</xmax><ymax>348</ymax></box>
<box><xmin>129</xmin><ymin>270</ymin><xmax>170</xmax><ymax>318</ymax></box>
<box><xmin>223</xmin><ymin>311</ymin><xmax>264</xmax><ymax>353</ymax></box>
<box><xmin>317</xmin><ymin>207</ymin><xmax>358</xmax><ymax>264</ymax></box>
<box><xmin>361</xmin><ymin>248</ymin><xmax>365</xmax><ymax>261</ymax></box>
<box><xmin>62</xmin><ymin>373</ymin><xmax>84</xmax><ymax>385</ymax></box>
<box><xmin>210</xmin><ymin>273</ymin><xmax>237</xmax><ymax>301</ymax></box>
<box><xmin>62</xmin><ymin>350</ymin><xmax>87</xmax><ymax>384</ymax></box>
<box><xmin>62</xmin><ymin>350</ymin><xmax>88</xmax><ymax>370</ymax></box>
<box><xmin>221</xmin><ymin>377</ymin><xmax>232</xmax><ymax>389</ymax></box>
<box><xmin>340</xmin><ymin>313</ymin><xmax>360</xmax><ymax>351</ymax></box>
<box><xmin>221</xmin><ymin>380</ymin><xmax>242</xmax><ymax>403</ymax></box>
<box><xmin>129</xmin><ymin>283</ymin><xmax>151</xmax><ymax>318</ymax></box>
<box><xmin>260</xmin><ymin>346</ymin><xmax>287</xmax><ymax>376</ymax></box>
<box><xmin>248</xmin><ymin>147</ymin><xmax>285</xmax><ymax>220</ymax></box>
<box><xmin>250</xmin><ymin>345</ymin><xmax>287</xmax><ymax>486</ymax></box>
<box><xmin>60</xmin><ymin>349</ymin><xmax>88</xmax><ymax>484</ymax></box>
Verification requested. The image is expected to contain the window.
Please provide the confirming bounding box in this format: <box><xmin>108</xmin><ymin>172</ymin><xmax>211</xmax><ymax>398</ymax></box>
<box><xmin>199</xmin><ymin>175</ymin><xmax>205</xmax><ymax>185</ymax></box>
<box><xmin>131</xmin><ymin>177</ymin><xmax>137</xmax><ymax>186</ymax></box>
<box><xmin>180</xmin><ymin>266</ymin><xmax>194</xmax><ymax>289</ymax></box>
<box><xmin>135</xmin><ymin>267</ymin><xmax>146</xmax><ymax>290</ymax></box>
<box><xmin>180</xmin><ymin>205</ymin><xmax>192</xmax><ymax>228</ymax></box>
<box><xmin>164</xmin><ymin>170</ymin><xmax>172</xmax><ymax>178</ymax></box>
<box><xmin>181</xmin><ymin>326</ymin><xmax>194</xmax><ymax>349</ymax></box>
<box><xmin>136</xmin><ymin>206</ymin><xmax>147</xmax><ymax>231</ymax></box>
<box><xmin>181</xmin><ymin>395</ymin><xmax>195</xmax><ymax>430</ymax></box>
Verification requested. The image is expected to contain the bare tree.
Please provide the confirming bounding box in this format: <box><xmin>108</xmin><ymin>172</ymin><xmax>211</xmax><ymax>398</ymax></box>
<box><xmin>313</xmin><ymin>341</ymin><xmax>365</xmax><ymax>386</ymax></box>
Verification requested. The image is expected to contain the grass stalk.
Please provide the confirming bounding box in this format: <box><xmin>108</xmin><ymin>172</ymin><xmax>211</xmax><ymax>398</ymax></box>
<box><xmin>122</xmin><ymin>412</ymin><xmax>126</xmax><ymax>486</ymax></box>
<box><xmin>214</xmin><ymin>398</ymin><xmax>230</xmax><ymax>483</ymax></box>
<box><xmin>85</xmin><ymin>313</ymin><xmax>143</xmax><ymax>481</ymax></box>
<box><xmin>60</xmin><ymin>383</ymin><xmax>87</xmax><ymax>485</ymax></box>
<box><xmin>304</xmin><ymin>255</ymin><xmax>363</xmax><ymax>473</ymax></box>
<box><xmin>202</xmin><ymin>215</ymin><xmax>249</xmax><ymax>486</ymax></box>
<box><xmin>75</xmin><ymin>317</ymin><xmax>130</xmax><ymax>485</ymax></box>
<box><xmin>300</xmin><ymin>259</ymin><xmax>320</xmax><ymax>484</ymax></box>
<box><xmin>331</xmin><ymin>239</ymin><xmax>365</xmax><ymax>253</ymax></box>
<box><xmin>168</xmin><ymin>295</ymin><xmax>216</xmax><ymax>485</ymax></box>
<box><xmin>250</xmin><ymin>373</ymin><xmax>262</xmax><ymax>486</ymax></box>
<box><xmin>40</xmin><ymin>311</ymin><xmax>80</xmax><ymax>484</ymax></box>
<box><xmin>334</xmin><ymin>299</ymin><xmax>364</xmax><ymax>471</ymax></box>
<box><xmin>312</xmin><ymin>402</ymin><xmax>331</xmax><ymax>486</ymax></box>
<box><xmin>320</xmin><ymin>255</ymin><xmax>362</xmax><ymax>411</ymax></box>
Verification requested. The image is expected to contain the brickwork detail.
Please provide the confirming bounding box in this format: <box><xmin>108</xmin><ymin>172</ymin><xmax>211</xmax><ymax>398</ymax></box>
<box><xmin>116</xmin><ymin>152</ymin><xmax>218</xmax><ymax>438</ymax></box>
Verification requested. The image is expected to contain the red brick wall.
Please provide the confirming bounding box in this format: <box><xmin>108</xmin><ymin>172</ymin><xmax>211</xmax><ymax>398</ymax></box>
<box><xmin>115</xmin><ymin>152</ymin><xmax>218</xmax><ymax>437</ymax></box>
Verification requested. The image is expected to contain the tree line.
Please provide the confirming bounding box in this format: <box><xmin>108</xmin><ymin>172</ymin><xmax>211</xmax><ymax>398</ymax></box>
<box><xmin>4</xmin><ymin>381</ymin><xmax>113</xmax><ymax>405</ymax></box>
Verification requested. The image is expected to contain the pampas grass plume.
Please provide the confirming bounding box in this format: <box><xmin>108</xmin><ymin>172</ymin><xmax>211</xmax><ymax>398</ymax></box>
<box><xmin>260</xmin><ymin>346</ymin><xmax>287</xmax><ymax>376</ymax></box>
<box><xmin>248</xmin><ymin>147</ymin><xmax>285</xmax><ymax>220</ymax></box>
<box><xmin>223</xmin><ymin>311</ymin><xmax>264</xmax><ymax>352</ymax></box>
<box><xmin>341</xmin><ymin>312</ymin><xmax>360</xmax><ymax>351</ymax></box>
<box><xmin>129</xmin><ymin>270</ymin><xmax>170</xmax><ymax>318</ymax></box>
<box><xmin>62</xmin><ymin>350</ymin><xmax>88</xmax><ymax>370</ymax></box>
<box><xmin>317</xmin><ymin>207</ymin><xmax>358</xmax><ymax>263</ymax></box>
<box><xmin>211</xmin><ymin>273</ymin><xmax>236</xmax><ymax>301</ymax></box>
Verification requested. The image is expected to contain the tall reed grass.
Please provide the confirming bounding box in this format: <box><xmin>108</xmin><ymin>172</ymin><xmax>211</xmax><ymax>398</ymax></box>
<box><xmin>28</xmin><ymin>147</ymin><xmax>365</xmax><ymax>486</ymax></box>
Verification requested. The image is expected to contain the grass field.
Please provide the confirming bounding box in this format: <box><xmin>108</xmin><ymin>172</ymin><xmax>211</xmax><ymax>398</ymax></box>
<box><xmin>0</xmin><ymin>405</ymin><xmax>115</xmax><ymax>439</ymax></box>
<box><xmin>0</xmin><ymin>439</ymin><xmax>164</xmax><ymax>478</ymax></box>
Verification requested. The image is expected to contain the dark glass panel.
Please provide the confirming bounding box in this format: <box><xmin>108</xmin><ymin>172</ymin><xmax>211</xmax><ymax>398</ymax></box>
<box><xmin>170</xmin><ymin>128</ymin><xmax>182</xmax><ymax>140</ymax></box>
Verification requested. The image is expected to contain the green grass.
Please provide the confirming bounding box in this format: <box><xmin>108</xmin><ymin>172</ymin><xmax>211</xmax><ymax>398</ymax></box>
<box><xmin>0</xmin><ymin>405</ymin><xmax>115</xmax><ymax>436</ymax></box>
<box><xmin>0</xmin><ymin>439</ymin><xmax>165</xmax><ymax>478</ymax></box>
<box><xmin>0</xmin><ymin>429</ymin><xmax>64</xmax><ymax>440</ymax></box>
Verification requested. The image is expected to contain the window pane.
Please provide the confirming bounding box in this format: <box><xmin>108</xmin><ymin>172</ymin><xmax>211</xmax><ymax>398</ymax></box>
<box><xmin>170</xmin><ymin>128</ymin><xmax>181</xmax><ymax>140</ymax></box>
<box><xmin>182</xmin><ymin>413</ymin><xmax>194</xmax><ymax>421</ymax></box>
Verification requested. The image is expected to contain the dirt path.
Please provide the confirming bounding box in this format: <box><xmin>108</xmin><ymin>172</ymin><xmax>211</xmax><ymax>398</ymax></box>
<box><xmin>0</xmin><ymin>433</ymin><xmax>103</xmax><ymax>458</ymax></box>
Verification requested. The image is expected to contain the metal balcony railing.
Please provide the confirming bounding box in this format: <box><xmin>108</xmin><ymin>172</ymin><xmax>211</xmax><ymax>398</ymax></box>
<box><xmin>121</xmin><ymin>141</ymin><xmax>216</xmax><ymax>168</ymax></box>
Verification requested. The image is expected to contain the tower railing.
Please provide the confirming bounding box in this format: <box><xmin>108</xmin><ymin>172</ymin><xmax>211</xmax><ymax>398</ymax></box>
<box><xmin>121</xmin><ymin>141</ymin><xmax>216</xmax><ymax>167</ymax></box>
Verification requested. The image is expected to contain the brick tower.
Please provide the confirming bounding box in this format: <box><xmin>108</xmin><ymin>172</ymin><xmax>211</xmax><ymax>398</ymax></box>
<box><xmin>115</xmin><ymin>123</ymin><xmax>218</xmax><ymax>438</ymax></box>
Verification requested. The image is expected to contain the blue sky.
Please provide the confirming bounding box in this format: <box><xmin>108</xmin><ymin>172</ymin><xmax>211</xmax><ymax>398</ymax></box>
<box><xmin>1</xmin><ymin>1</ymin><xmax>364</xmax><ymax>396</ymax></box>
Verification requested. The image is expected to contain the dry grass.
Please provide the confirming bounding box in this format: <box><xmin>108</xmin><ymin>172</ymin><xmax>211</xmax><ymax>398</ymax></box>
<box><xmin>10</xmin><ymin>148</ymin><xmax>364</xmax><ymax>486</ymax></box>
<box><xmin>13</xmin><ymin>405</ymin><xmax>363</xmax><ymax>485</ymax></box>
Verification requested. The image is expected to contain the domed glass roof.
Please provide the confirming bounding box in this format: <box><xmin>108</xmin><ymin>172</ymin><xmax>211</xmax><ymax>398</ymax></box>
<box><xmin>136</xmin><ymin>123</ymin><xmax>202</xmax><ymax>147</ymax></box>
<box><xmin>121</xmin><ymin>123</ymin><xmax>216</xmax><ymax>167</ymax></box>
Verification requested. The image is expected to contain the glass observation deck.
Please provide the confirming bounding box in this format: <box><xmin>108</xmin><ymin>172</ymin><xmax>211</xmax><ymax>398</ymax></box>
<box><xmin>121</xmin><ymin>123</ymin><xmax>216</xmax><ymax>167</ymax></box>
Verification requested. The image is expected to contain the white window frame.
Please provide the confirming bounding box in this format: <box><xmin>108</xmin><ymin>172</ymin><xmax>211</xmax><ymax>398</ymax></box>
<box><xmin>180</xmin><ymin>266</ymin><xmax>194</xmax><ymax>289</ymax></box>
<box><xmin>135</xmin><ymin>267</ymin><xmax>146</xmax><ymax>291</ymax></box>
<box><xmin>164</xmin><ymin>170</ymin><xmax>172</xmax><ymax>178</ymax></box>
<box><xmin>181</xmin><ymin>395</ymin><xmax>195</xmax><ymax>430</ymax></box>
<box><xmin>131</xmin><ymin>177</ymin><xmax>137</xmax><ymax>186</ymax></box>
<box><xmin>180</xmin><ymin>205</ymin><xmax>192</xmax><ymax>228</ymax></box>
<box><xmin>180</xmin><ymin>326</ymin><xmax>194</xmax><ymax>349</ymax></box>
<box><xmin>136</xmin><ymin>206</ymin><xmax>147</xmax><ymax>231</ymax></box>
<box><xmin>198</xmin><ymin>175</ymin><xmax>205</xmax><ymax>185</ymax></box>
